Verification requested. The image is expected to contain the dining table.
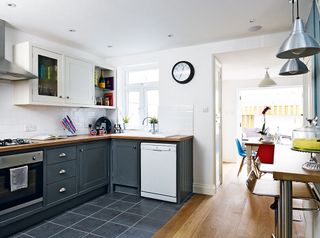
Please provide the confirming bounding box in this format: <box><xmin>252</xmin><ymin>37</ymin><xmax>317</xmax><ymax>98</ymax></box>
<box><xmin>244</xmin><ymin>139</ymin><xmax>265</xmax><ymax>173</ymax></box>
<box><xmin>273</xmin><ymin>144</ymin><xmax>320</xmax><ymax>238</ymax></box>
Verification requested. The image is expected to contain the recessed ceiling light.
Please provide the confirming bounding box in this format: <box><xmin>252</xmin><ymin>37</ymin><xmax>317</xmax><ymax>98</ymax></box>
<box><xmin>68</xmin><ymin>29</ymin><xmax>76</xmax><ymax>32</ymax></box>
<box><xmin>107</xmin><ymin>45</ymin><xmax>113</xmax><ymax>48</ymax></box>
<box><xmin>7</xmin><ymin>2</ymin><xmax>16</xmax><ymax>7</ymax></box>
<box><xmin>249</xmin><ymin>19</ymin><xmax>256</xmax><ymax>23</ymax></box>
<box><xmin>248</xmin><ymin>25</ymin><xmax>262</xmax><ymax>32</ymax></box>
<box><xmin>168</xmin><ymin>34</ymin><xmax>174</xmax><ymax>38</ymax></box>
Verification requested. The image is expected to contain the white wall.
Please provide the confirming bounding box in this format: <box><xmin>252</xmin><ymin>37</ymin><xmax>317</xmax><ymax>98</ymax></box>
<box><xmin>0</xmin><ymin>26</ymin><xmax>115</xmax><ymax>139</ymax></box>
<box><xmin>222</xmin><ymin>76</ymin><xmax>303</xmax><ymax>163</ymax></box>
<box><xmin>106</xmin><ymin>31</ymin><xmax>291</xmax><ymax>195</ymax></box>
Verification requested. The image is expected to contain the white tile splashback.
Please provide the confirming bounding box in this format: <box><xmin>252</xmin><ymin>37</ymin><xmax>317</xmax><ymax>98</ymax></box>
<box><xmin>0</xmin><ymin>81</ymin><xmax>114</xmax><ymax>139</ymax></box>
<box><xmin>158</xmin><ymin>105</ymin><xmax>194</xmax><ymax>135</ymax></box>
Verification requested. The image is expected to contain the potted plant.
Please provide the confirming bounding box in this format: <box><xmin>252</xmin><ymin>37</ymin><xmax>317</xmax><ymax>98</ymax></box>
<box><xmin>149</xmin><ymin>117</ymin><xmax>158</xmax><ymax>134</ymax></box>
<box><xmin>259</xmin><ymin>106</ymin><xmax>272</xmax><ymax>141</ymax></box>
<box><xmin>122</xmin><ymin>115</ymin><xmax>129</xmax><ymax>131</ymax></box>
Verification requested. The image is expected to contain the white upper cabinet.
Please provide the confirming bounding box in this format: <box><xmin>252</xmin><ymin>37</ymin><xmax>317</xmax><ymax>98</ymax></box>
<box><xmin>65</xmin><ymin>56</ymin><xmax>94</xmax><ymax>105</ymax></box>
<box><xmin>32</xmin><ymin>47</ymin><xmax>64</xmax><ymax>103</ymax></box>
<box><xmin>12</xmin><ymin>42</ymin><xmax>107</xmax><ymax>108</ymax></box>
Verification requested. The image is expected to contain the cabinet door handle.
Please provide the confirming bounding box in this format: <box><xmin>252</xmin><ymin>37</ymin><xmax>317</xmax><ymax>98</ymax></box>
<box><xmin>59</xmin><ymin>169</ymin><xmax>66</xmax><ymax>175</ymax></box>
<box><xmin>80</xmin><ymin>148</ymin><xmax>84</xmax><ymax>152</ymax></box>
<box><xmin>59</xmin><ymin>153</ymin><xmax>66</xmax><ymax>157</ymax></box>
<box><xmin>133</xmin><ymin>146</ymin><xmax>137</xmax><ymax>149</ymax></box>
<box><xmin>66</xmin><ymin>96</ymin><xmax>70</xmax><ymax>99</ymax></box>
<box><xmin>59</xmin><ymin>187</ymin><xmax>67</xmax><ymax>193</ymax></box>
<box><xmin>59</xmin><ymin>96</ymin><xmax>63</xmax><ymax>98</ymax></box>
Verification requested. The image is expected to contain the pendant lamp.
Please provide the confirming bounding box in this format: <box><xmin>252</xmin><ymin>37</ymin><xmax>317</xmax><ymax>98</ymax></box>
<box><xmin>279</xmin><ymin>0</ymin><xmax>309</xmax><ymax>75</ymax></box>
<box><xmin>259</xmin><ymin>68</ymin><xmax>277</xmax><ymax>87</ymax></box>
<box><xmin>279</xmin><ymin>58</ymin><xmax>309</xmax><ymax>75</ymax></box>
<box><xmin>276</xmin><ymin>0</ymin><xmax>320</xmax><ymax>59</ymax></box>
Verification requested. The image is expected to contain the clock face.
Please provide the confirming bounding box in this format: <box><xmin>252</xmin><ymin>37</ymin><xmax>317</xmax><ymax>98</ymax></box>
<box><xmin>172</xmin><ymin>61</ymin><xmax>194</xmax><ymax>84</ymax></box>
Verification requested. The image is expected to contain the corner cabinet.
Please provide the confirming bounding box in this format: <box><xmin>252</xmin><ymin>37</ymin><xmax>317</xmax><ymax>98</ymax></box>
<box><xmin>111</xmin><ymin>140</ymin><xmax>140</xmax><ymax>194</ymax></box>
<box><xmin>13</xmin><ymin>42</ymin><xmax>113</xmax><ymax>108</ymax></box>
<box><xmin>78</xmin><ymin>141</ymin><xmax>109</xmax><ymax>193</ymax></box>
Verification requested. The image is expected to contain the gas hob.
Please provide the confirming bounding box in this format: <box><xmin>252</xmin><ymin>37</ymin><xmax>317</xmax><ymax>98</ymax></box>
<box><xmin>0</xmin><ymin>138</ymin><xmax>32</xmax><ymax>147</ymax></box>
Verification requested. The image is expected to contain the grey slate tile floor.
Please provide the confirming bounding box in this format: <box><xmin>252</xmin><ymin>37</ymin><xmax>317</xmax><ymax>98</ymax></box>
<box><xmin>10</xmin><ymin>193</ymin><xmax>183</xmax><ymax>238</ymax></box>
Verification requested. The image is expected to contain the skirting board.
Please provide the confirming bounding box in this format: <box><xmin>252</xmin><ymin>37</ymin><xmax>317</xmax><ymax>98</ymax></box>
<box><xmin>193</xmin><ymin>183</ymin><xmax>216</xmax><ymax>195</ymax></box>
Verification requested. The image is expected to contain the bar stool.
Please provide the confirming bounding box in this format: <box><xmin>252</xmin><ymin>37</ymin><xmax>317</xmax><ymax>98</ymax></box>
<box><xmin>247</xmin><ymin>170</ymin><xmax>320</xmax><ymax>237</ymax></box>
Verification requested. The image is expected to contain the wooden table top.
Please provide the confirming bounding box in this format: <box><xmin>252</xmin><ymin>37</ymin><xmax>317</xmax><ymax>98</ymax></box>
<box><xmin>0</xmin><ymin>134</ymin><xmax>193</xmax><ymax>153</ymax></box>
<box><xmin>244</xmin><ymin>140</ymin><xmax>262</xmax><ymax>146</ymax></box>
<box><xmin>273</xmin><ymin>144</ymin><xmax>320</xmax><ymax>183</ymax></box>
<box><xmin>244</xmin><ymin>139</ymin><xmax>274</xmax><ymax>146</ymax></box>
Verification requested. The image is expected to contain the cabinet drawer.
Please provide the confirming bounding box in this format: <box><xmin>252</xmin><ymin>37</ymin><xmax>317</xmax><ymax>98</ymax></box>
<box><xmin>46</xmin><ymin>177</ymin><xmax>77</xmax><ymax>205</ymax></box>
<box><xmin>46</xmin><ymin>160</ymin><xmax>76</xmax><ymax>184</ymax></box>
<box><xmin>46</xmin><ymin>146</ymin><xmax>77</xmax><ymax>165</ymax></box>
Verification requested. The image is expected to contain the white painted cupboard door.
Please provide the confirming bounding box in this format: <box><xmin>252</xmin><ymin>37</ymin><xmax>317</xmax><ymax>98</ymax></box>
<box><xmin>32</xmin><ymin>47</ymin><xmax>64</xmax><ymax>103</ymax></box>
<box><xmin>65</xmin><ymin>56</ymin><xmax>94</xmax><ymax>105</ymax></box>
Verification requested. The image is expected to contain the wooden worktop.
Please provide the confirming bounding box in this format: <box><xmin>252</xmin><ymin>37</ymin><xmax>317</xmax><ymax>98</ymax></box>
<box><xmin>0</xmin><ymin>134</ymin><xmax>193</xmax><ymax>153</ymax></box>
<box><xmin>273</xmin><ymin>144</ymin><xmax>320</xmax><ymax>183</ymax></box>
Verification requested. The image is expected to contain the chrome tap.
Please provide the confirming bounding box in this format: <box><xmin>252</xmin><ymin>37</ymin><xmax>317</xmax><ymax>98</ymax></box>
<box><xmin>142</xmin><ymin>117</ymin><xmax>157</xmax><ymax>134</ymax></box>
<box><xmin>142</xmin><ymin>117</ymin><xmax>151</xmax><ymax>125</ymax></box>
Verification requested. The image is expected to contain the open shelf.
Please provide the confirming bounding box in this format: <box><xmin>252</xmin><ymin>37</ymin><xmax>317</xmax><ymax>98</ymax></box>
<box><xmin>94</xmin><ymin>66</ymin><xmax>116</xmax><ymax>108</ymax></box>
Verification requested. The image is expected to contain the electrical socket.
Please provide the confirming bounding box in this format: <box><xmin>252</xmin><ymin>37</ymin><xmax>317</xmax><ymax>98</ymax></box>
<box><xmin>24</xmin><ymin>124</ymin><xmax>37</xmax><ymax>132</ymax></box>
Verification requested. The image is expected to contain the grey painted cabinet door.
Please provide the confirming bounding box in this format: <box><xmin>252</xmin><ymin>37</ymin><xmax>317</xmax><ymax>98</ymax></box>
<box><xmin>79</xmin><ymin>141</ymin><xmax>108</xmax><ymax>192</ymax></box>
<box><xmin>111</xmin><ymin>140</ymin><xmax>139</xmax><ymax>188</ymax></box>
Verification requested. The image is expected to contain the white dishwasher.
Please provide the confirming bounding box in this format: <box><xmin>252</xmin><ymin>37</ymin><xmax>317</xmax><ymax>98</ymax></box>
<box><xmin>141</xmin><ymin>143</ymin><xmax>177</xmax><ymax>203</ymax></box>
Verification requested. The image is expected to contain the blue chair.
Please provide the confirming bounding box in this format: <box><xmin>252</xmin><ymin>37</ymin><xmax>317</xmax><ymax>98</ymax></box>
<box><xmin>235</xmin><ymin>139</ymin><xmax>247</xmax><ymax>176</ymax></box>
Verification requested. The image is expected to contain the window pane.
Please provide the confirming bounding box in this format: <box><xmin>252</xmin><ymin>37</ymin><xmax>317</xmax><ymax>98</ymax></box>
<box><xmin>147</xmin><ymin>90</ymin><xmax>159</xmax><ymax>118</ymax></box>
<box><xmin>128</xmin><ymin>92</ymin><xmax>140</xmax><ymax>126</ymax></box>
<box><xmin>128</xmin><ymin>69</ymin><xmax>159</xmax><ymax>84</ymax></box>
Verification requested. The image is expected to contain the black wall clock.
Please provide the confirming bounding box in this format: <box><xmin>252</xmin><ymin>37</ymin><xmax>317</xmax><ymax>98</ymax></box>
<box><xmin>172</xmin><ymin>61</ymin><xmax>195</xmax><ymax>84</ymax></box>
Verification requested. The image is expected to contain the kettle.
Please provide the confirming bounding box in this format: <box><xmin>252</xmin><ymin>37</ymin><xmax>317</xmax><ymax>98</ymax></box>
<box><xmin>94</xmin><ymin>117</ymin><xmax>112</xmax><ymax>133</ymax></box>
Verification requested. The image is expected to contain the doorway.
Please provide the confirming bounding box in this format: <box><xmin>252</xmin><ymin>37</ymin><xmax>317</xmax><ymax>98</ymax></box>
<box><xmin>214</xmin><ymin>46</ymin><xmax>305</xmax><ymax>181</ymax></box>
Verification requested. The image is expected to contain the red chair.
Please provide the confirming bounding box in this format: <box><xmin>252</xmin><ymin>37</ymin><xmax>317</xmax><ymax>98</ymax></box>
<box><xmin>256</xmin><ymin>144</ymin><xmax>274</xmax><ymax>164</ymax></box>
<box><xmin>254</xmin><ymin>144</ymin><xmax>275</xmax><ymax>178</ymax></box>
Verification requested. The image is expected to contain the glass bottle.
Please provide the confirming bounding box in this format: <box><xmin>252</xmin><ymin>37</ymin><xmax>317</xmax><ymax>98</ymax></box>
<box><xmin>98</xmin><ymin>70</ymin><xmax>105</xmax><ymax>88</ymax></box>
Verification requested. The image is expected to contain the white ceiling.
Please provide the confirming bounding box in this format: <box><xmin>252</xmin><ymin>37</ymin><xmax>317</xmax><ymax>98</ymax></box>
<box><xmin>216</xmin><ymin>47</ymin><xmax>287</xmax><ymax>80</ymax></box>
<box><xmin>0</xmin><ymin>0</ymin><xmax>313</xmax><ymax>57</ymax></box>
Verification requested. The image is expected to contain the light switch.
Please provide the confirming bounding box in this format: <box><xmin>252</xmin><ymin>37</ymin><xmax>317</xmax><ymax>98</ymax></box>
<box><xmin>24</xmin><ymin>124</ymin><xmax>37</xmax><ymax>132</ymax></box>
<box><xmin>203</xmin><ymin>106</ymin><xmax>209</xmax><ymax>113</ymax></box>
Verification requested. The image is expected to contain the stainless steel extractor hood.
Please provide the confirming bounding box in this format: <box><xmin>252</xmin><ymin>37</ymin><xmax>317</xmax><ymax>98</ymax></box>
<box><xmin>0</xmin><ymin>20</ymin><xmax>36</xmax><ymax>80</ymax></box>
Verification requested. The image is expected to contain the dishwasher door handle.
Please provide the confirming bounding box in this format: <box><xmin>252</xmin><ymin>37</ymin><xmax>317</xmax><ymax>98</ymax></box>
<box><xmin>151</xmin><ymin>148</ymin><xmax>171</xmax><ymax>152</ymax></box>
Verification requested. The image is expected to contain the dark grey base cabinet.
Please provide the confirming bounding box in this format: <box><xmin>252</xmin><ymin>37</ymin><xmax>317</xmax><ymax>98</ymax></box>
<box><xmin>111</xmin><ymin>138</ymin><xmax>193</xmax><ymax>203</ymax></box>
<box><xmin>0</xmin><ymin>137</ymin><xmax>192</xmax><ymax>237</ymax></box>
<box><xmin>45</xmin><ymin>145</ymin><xmax>78</xmax><ymax>206</ymax></box>
<box><xmin>79</xmin><ymin>141</ymin><xmax>109</xmax><ymax>193</ymax></box>
<box><xmin>111</xmin><ymin>140</ymin><xmax>139</xmax><ymax>194</ymax></box>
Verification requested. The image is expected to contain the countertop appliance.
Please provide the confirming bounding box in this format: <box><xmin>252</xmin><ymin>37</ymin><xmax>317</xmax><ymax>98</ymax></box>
<box><xmin>94</xmin><ymin>116</ymin><xmax>112</xmax><ymax>133</ymax></box>
<box><xmin>0</xmin><ymin>151</ymin><xmax>43</xmax><ymax>216</ymax></box>
<box><xmin>141</xmin><ymin>143</ymin><xmax>177</xmax><ymax>203</ymax></box>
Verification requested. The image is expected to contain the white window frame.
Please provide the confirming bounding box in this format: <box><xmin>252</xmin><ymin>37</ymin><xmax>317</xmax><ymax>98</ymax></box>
<box><xmin>122</xmin><ymin>64</ymin><xmax>159</xmax><ymax>129</ymax></box>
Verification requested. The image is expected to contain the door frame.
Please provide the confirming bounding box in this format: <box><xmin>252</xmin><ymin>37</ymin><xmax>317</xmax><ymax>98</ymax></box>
<box><xmin>213</xmin><ymin>56</ymin><xmax>223</xmax><ymax>189</ymax></box>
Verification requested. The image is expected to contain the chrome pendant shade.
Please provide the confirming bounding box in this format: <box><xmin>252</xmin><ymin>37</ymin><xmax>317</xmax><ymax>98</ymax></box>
<box><xmin>279</xmin><ymin>58</ymin><xmax>309</xmax><ymax>76</ymax></box>
<box><xmin>259</xmin><ymin>69</ymin><xmax>277</xmax><ymax>87</ymax></box>
<box><xmin>276</xmin><ymin>18</ymin><xmax>320</xmax><ymax>59</ymax></box>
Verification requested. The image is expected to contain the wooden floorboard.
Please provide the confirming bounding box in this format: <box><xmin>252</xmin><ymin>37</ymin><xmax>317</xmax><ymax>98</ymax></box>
<box><xmin>154</xmin><ymin>162</ymin><xmax>305</xmax><ymax>238</ymax></box>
